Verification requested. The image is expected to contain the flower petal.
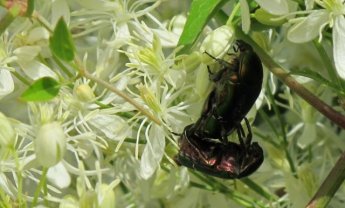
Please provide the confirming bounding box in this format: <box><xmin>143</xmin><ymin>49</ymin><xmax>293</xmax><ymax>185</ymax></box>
<box><xmin>256</xmin><ymin>0</ymin><xmax>289</xmax><ymax>15</ymax></box>
<box><xmin>13</xmin><ymin>46</ymin><xmax>41</xmax><ymax>62</ymax></box>
<box><xmin>333</xmin><ymin>15</ymin><xmax>345</xmax><ymax>79</ymax></box>
<box><xmin>88</xmin><ymin>114</ymin><xmax>131</xmax><ymax>141</ymax></box>
<box><xmin>52</xmin><ymin>0</ymin><xmax>70</xmax><ymax>26</ymax></box>
<box><xmin>287</xmin><ymin>10</ymin><xmax>329</xmax><ymax>43</ymax></box>
<box><xmin>140</xmin><ymin>124</ymin><xmax>165</xmax><ymax>179</ymax></box>
<box><xmin>0</xmin><ymin>112</ymin><xmax>15</xmax><ymax>147</ymax></box>
<box><xmin>47</xmin><ymin>162</ymin><xmax>71</xmax><ymax>189</ymax></box>
<box><xmin>305</xmin><ymin>0</ymin><xmax>314</xmax><ymax>10</ymax></box>
<box><xmin>27</xmin><ymin>27</ymin><xmax>50</xmax><ymax>43</ymax></box>
<box><xmin>18</xmin><ymin>60</ymin><xmax>58</xmax><ymax>80</ymax></box>
<box><xmin>0</xmin><ymin>69</ymin><xmax>14</xmax><ymax>99</ymax></box>
<box><xmin>240</xmin><ymin>0</ymin><xmax>251</xmax><ymax>33</ymax></box>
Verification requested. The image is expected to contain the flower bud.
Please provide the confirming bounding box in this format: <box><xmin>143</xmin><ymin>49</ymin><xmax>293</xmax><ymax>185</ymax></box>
<box><xmin>170</xmin><ymin>15</ymin><xmax>186</xmax><ymax>35</ymax></box>
<box><xmin>175</xmin><ymin>52</ymin><xmax>202</xmax><ymax>72</ymax></box>
<box><xmin>99</xmin><ymin>184</ymin><xmax>116</xmax><ymax>208</ymax></box>
<box><xmin>79</xmin><ymin>191</ymin><xmax>97</xmax><ymax>208</ymax></box>
<box><xmin>34</xmin><ymin>122</ymin><xmax>66</xmax><ymax>167</ymax></box>
<box><xmin>75</xmin><ymin>84</ymin><xmax>95</xmax><ymax>102</ymax></box>
<box><xmin>200</xmin><ymin>25</ymin><xmax>234</xmax><ymax>65</ymax></box>
<box><xmin>59</xmin><ymin>195</ymin><xmax>78</xmax><ymax>208</ymax></box>
<box><xmin>0</xmin><ymin>112</ymin><xmax>15</xmax><ymax>147</ymax></box>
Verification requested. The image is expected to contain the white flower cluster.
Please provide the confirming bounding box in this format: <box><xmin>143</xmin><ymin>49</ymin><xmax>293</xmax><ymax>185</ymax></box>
<box><xmin>0</xmin><ymin>0</ymin><xmax>217</xmax><ymax>206</ymax></box>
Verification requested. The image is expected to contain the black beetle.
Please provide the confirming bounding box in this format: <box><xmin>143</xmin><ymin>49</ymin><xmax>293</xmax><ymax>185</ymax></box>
<box><xmin>175</xmin><ymin>118</ymin><xmax>263</xmax><ymax>179</ymax></box>
<box><xmin>191</xmin><ymin>40</ymin><xmax>263</xmax><ymax>142</ymax></box>
<box><xmin>174</xmin><ymin>40</ymin><xmax>264</xmax><ymax>179</ymax></box>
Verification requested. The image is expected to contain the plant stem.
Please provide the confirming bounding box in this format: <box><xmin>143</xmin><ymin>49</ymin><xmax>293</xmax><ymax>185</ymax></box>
<box><xmin>76</xmin><ymin>59</ymin><xmax>162</xmax><ymax>125</ymax></box>
<box><xmin>240</xmin><ymin>178</ymin><xmax>276</xmax><ymax>201</ymax></box>
<box><xmin>306</xmin><ymin>151</ymin><xmax>345</xmax><ymax>207</ymax></box>
<box><xmin>234</xmin><ymin>27</ymin><xmax>345</xmax><ymax>130</ymax></box>
<box><xmin>32</xmin><ymin>167</ymin><xmax>48</xmax><ymax>206</ymax></box>
<box><xmin>191</xmin><ymin>171</ymin><xmax>268</xmax><ymax>207</ymax></box>
<box><xmin>266</xmin><ymin>83</ymin><xmax>297</xmax><ymax>175</ymax></box>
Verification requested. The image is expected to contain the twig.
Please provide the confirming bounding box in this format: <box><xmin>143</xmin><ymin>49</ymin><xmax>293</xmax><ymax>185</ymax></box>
<box><xmin>76</xmin><ymin>60</ymin><xmax>162</xmax><ymax>125</ymax></box>
<box><xmin>306</xmin><ymin>151</ymin><xmax>345</xmax><ymax>207</ymax></box>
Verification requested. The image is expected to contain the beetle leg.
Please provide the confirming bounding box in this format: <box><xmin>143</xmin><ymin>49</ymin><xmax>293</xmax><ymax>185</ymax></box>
<box><xmin>243</xmin><ymin>117</ymin><xmax>253</xmax><ymax>146</ymax></box>
<box><xmin>233</xmin><ymin>42</ymin><xmax>240</xmax><ymax>53</ymax></box>
<box><xmin>219</xmin><ymin>130</ymin><xmax>228</xmax><ymax>144</ymax></box>
<box><xmin>236</xmin><ymin>118</ymin><xmax>253</xmax><ymax>152</ymax></box>
<box><xmin>182</xmin><ymin>130</ymin><xmax>210</xmax><ymax>161</ymax></box>
<box><xmin>226</xmin><ymin>52</ymin><xmax>237</xmax><ymax>59</ymax></box>
<box><xmin>236</xmin><ymin>124</ymin><xmax>246</xmax><ymax>148</ymax></box>
<box><xmin>207</xmin><ymin>65</ymin><xmax>212</xmax><ymax>72</ymax></box>
<box><xmin>208</xmin><ymin>65</ymin><xmax>229</xmax><ymax>82</ymax></box>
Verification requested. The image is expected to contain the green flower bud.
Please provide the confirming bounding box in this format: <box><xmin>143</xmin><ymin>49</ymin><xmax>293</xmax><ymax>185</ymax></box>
<box><xmin>175</xmin><ymin>52</ymin><xmax>202</xmax><ymax>72</ymax></box>
<box><xmin>59</xmin><ymin>195</ymin><xmax>79</xmax><ymax>208</ymax></box>
<box><xmin>34</xmin><ymin>122</ymin><xmax>66</xmax><ymax>167</ymax></box>
<box><xmin>99</xmin><ymin>184</ymin><xmax>116</xmax><ymax>208</ymax></box>
<box><xmin>75</xmin><ymin>84</ymin><xmax>95</xmax><ymax>102</ymax></box>
<box><xmin>79</xmin><ymin>191</ymin><xmax>97</xmax><ymax>208</ymax></box>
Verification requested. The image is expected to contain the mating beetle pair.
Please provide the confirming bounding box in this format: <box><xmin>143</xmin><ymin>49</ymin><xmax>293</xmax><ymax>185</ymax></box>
<box><xmin>175</xmin><ymin>40</ymin><xmax>264</xmax><ymax>179</ymax></box>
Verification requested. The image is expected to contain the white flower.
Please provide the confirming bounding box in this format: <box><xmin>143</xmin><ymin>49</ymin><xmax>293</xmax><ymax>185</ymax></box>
<box><xmin>288</xmin><ymin>0</ymin><xmax>345</xmax><ymax>79</ymax></box>
<box><xmin>75</xmin><ymin>164</ymin><xmax>120</xmax><ymax>207</ymax></box>
<box><xmin>7</xmin><ymin>26</ymin><xmax>56</xmax><ymax>80</ymax></box>
<box><xmin>287</xmin><ymin>10</ymin><xmax>329</xmax><ymax>43</ymax></box>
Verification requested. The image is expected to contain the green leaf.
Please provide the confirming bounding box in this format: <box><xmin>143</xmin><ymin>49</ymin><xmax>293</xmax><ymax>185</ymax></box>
<box><xmin>177</xmin><ymin>0</ymin><xmax>227</xmax><ymax>52</ymax></box>
<box><xmin>21</xmin><ymin>77</ymin><xmax>60</xmax><ymax>101</ymax></box>
<box><xmin>49</xmin><ymin>17</ymin><xmax>75</xmax><ymax>61</ymax></box>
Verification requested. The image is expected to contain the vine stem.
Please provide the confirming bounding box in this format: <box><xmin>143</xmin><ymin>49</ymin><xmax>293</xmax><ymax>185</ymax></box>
<box><xmin>306</xmin><ymin>151</ymin><xmax>345</xmax><ymax>207</ymax></box>
<box><xmin>234</xmin><ymin>27</ymin><xmax>345</xmax><ymax>129</ymax></box>
<box><xmin>75</xmin><ymin>58</ymin><xmax>162</xmax><ymax>125</ymax></box>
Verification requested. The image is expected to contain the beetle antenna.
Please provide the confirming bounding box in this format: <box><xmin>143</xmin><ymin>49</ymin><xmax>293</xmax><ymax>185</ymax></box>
<box><xmin>204</xmin><ymin>51</ymin><xmax>217</xmax><ymax>60</ymax></box>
